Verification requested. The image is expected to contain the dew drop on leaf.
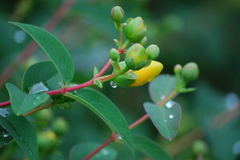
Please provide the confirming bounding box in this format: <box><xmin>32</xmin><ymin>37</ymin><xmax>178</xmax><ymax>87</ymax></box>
<box><xmin>34</xmin><ymin>96</ymin><xmax>43</xmax><ymax>100</ymax></box>
<box><xmin>161</xmin><ymin>95</ymin><xmax>166</xmax><ymax>100</ymax></box>
<box><xmin>110</xmin><ymin>81</ymin><xmax>117</xmax><ymax>88</ymax></box>
<box><xmin>0</xmin><ymin>108</ymin><xmax>9</xmax><ymax>117</ymax></box>
<box><xmin>169</xmin><ymin>114</ymin><xmax>174</xmax><ymax>119</ymax></box>
<box><xmin>166</xmin><ymin>100</ymin><xmax>175</xmax><ymax>109</ymax></box>
<box><xmin>233</xmin><ymin>141</ymin><xmax>240</xmax><ymax>154</ymax></box>
<box><xmin>101</xmin><ymin>149</ymin><xmax>109</xmax><ymax>155</ymax></box>
<box><xmin>164</xmin><ymin>120</ymin><xmax>167</xmax><ymax>122</ymax></box>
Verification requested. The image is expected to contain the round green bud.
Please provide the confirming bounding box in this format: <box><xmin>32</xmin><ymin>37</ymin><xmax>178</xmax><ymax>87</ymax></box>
<box><xmin>110</xmin><ymin>6</ymin><xmax>124</xmax><ymax>22</ymax></box>
<box><xmin>124</xmin><ymin>17</ymin><xmax>147</xmax><ymax>42</ymax></box>
<box><xmin>34</xmin><ymin>109</ymin><xmax>53</xmax><ymax>121</ymax></box>
<box><xmin>109</xmin><ymin>48</ymin><xmax>120</xmax><ymax>61</ymax></box>
<box><xmin>174</xmin><ymin>64</ymin><xmax>183</xmax><ymax>75</ymax></box>
<box><xmin>192</xmin><ymin>140</ymin><xmax>208</xmax><ymax>155</ymax></box>
<box><xmin>51</xmin><ymin>117</ymin><xmax>68</xmax><ymax>135</ymax></box>
<box><xmin>182</xmin><ymin>62</ymin><xmax>199</xmax><ymax>82</ymax></box>
<box><xmin>146</xmin><ymin>44</ymin><xmax>160</xmax><ymax>60</ymax></box>
<box><xmin>138</xmin><ymin>36</ymin><xmax>147</xmax><ymax>46</ymax></box>
<box><xmin>37</xmin><ymin>130</ymin><xmax>58</xmax><ymax>151</ymax></box>
<box><xmin>125</xmin><ymin>43</ymin><xmax>148</xmax><ymax>70</ymax></box>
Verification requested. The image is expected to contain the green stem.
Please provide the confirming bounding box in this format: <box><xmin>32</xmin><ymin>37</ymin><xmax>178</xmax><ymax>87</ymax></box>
<box><xmin>121</xmin><ymin>39</ymin><xmax>131</xmax><ymax>50</ymax></box>
<box><xmin>97</xmin><ymin>66</ymin><xmax>129</xmax><ymax>83</ymax></box>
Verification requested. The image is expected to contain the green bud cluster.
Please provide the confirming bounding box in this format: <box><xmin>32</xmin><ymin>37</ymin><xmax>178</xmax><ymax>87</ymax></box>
<box><xmin>109</xmin><ymin>6</ymin><xmax>163</xmax><ymax>88</ymax></box>
<box><xmin>174</xmin><ymin>62</ymin><xmax>199</xmax><ymax>93</ymax></box>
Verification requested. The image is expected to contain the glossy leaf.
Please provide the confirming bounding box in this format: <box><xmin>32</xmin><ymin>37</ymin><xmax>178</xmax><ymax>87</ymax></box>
<box><xmin>65</xmin><ymin>88</ymin><xmax>134</xmax><ymax>154</ymax></box>
<box><xmin>69</xmin><ymin>142</ymin><xmax>117</xmax><ymax>160</ymax></box>
<box><xmin>144</xmin><ymin>101</ymin><xmax>182</xmax><ymax>141</ymax></box>
<box><xmin>6</xmin><ymin>83</ymin><xmax>50</xmax><ymax>115</ymax></box>
<box><xmin>10</xmin><ymin>22</ymin><xmax>74</xmax><ymax>85</ymax></box>
<box><xmin>22</xmin><ymin>61</ymin><xmax>62</xmax><ymax>93</ymax></box>
<box><xmin>0</xmin><ymin>108</ymin><xmax>38</xmax><ymax>160</ymax></box>
<box><xmin>149</xmin><ymin>74</ymin><xmax>176</xmax><ymax>104</ymax></box>
<box><xmin>133</xmin><ymin>135</ymin><xmax>172</xmax><ymax>160</ymax></box>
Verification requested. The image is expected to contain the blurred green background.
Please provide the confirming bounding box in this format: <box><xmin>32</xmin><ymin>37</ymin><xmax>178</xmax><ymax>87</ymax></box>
<box><xmin>0</xmin><ymin>0</ymin><xmax>240</xmax><ymax>160</ymax></box>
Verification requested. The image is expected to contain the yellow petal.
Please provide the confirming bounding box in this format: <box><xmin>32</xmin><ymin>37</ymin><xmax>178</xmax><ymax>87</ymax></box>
<box><xmin>129</xmin><ymin>60</ymin><xmax>163</xmax><ymax>87</ymax></box>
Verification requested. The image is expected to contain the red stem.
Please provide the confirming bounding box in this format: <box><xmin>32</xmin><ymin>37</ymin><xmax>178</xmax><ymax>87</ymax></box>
<box><xmin>82</xmin><ymin>134</ymin><xmax>117</xmax><ymax>160</ymax></box>
<box><xmin>0</xmin><ymin>61</ymin><xmax>112</xmax><ymax>107</ymax></box>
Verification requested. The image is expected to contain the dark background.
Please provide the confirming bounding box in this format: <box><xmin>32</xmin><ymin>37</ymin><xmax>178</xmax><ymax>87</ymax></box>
<box><xmin>0</xmin><ymin>0</ymin><xmax>240</xmax><ymax>159</ymax></box>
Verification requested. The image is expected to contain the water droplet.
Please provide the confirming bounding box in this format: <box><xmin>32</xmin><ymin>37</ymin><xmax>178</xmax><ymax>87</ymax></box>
<box><xmin>117</xmin><ymin>136</ymin><xmax>122</xmax><ymax>140</ymax></box>
<box><xmin>4</xmin><ymin>142</ymin><xmax>8</xmax><ymax>145</ymax></box>
<box><xmin>34</xmin><ymin>96</ymin><xmax>42</xmax><ymax>100</ymax></box>
<box><xmin>29</xmin><ymin>150</ymin><xmax>33</xmax><ymax>156</ymax></box>
<box><xmin>14</xmin><ymin>30</ymin><xmax>26</xmax><ymax>44</ymax></box>
<box><xmin>3</xmin><ymin>134</ymin><xmax>9</xmax><ymax>138</ymax></box>
<box><xmin>29</xmin><ymin>82</ymin><xmax>49</xmax><ymax>94</ymax></box>
<box><xmin>225</xmin><ymin>92</ymin><xmax>239</xmax><ymax>110</ymax></box>
<box><xmin>233</xmin><ymin>141</ymin><xmax>240</xmax><ymax>154</ymax></box>
<box><xmin>57</xmin><ymin>82</ymin><xmax>63</xmax><ymax>87</ymax></box>
<box><xmin>33</xmin><ymin>102</ymin><xmax>37</xmax><ymax>105</ymax></box>
<box><xmin>169</xmin><ymin>115</ymin><xmax>174</xmax><ymax>119</ymax></box>
<box><xmin>101</xmin><ymin>149</ymin><xmax>109</xmax><ymax>155</ymax></box>
<box><xmin>110</xmin><ymin>81</ymin><xmax>117</xmax><ymax>88</ymax></box>
<box><xmin>164</xmin><ymin>120</ymin><xmax>167</xmax><ymax>122</ymax></box>
<box><xmin>161</xmin><ymin>95</ymin><xmax>166</xmax><ymax>100</ymax></box>
<box><xmin>166</xmin><ymin>100</ymin><xmax>175</xmax><ymax>109</ymax></box>
<box><xmin>0</xmin><ymin>108</ymin><xmax>9</xmax><ymax>117</ymax></box>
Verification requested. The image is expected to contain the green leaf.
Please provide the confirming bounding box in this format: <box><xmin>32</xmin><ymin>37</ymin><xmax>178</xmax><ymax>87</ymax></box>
<box><xmin>22</xmin><ymin>61</ymin><xmax>62</xmax><ymax>93</ymax></box>
<box><xmin>144</xmin><ymin>101</ymin><xmax>182</xmax><ymax>141</ymax></box>
<box><xmin>94</xmin><ymin>79</ymin><xmax>103</xmax><ymax>88</ymax></box>
<box><xmin>93</xmin><ymin>67</ymin><xmax>99</xmax><ymax>77</ymax></box>
<box><xmin>10</xmin><ymin>22</ymin><xmax>74</xmax><ymax>85</ymax></box>
<box><xmin>6</xmin><ymin>83</ymin><xmax>50</xmax><ymax>115</ymax></box>
<box><xmin>113</xmin><ymin>39</ymin><xmax>122</xmax><ymax>48</ymax></box>
<box><xmin>149</xmin><ymin>74</ymin><xmax>176</xmax><ymax>104</ymax></box>
<box><xmin>0</xmin><ymin>108</ymin><xmax>38</xmax><ymax>160</ymax></box>
<box><xmin>65</xmin><ymin>88</ymin><xmax>134</xmax><ymax>154</ymax></box>
<box><xmin>133</xmin><ymin>135</ymin><xmax>172</xmax><ymax>160</ymax></box>
<box><xmin>69</xmin><ymin>142</ymin><xmax>117</xmax><ymax>160</ymax></box>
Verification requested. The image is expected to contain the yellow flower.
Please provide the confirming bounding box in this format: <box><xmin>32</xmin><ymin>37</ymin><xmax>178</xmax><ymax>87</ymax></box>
<box><xmin>129</xmin><ymin>60</ymin><xmax>163</xmax><ymax>87</ymax></box>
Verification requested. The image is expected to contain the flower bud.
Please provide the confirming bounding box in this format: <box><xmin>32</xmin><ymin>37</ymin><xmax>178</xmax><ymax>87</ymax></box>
<box><xmin>174</xmin><ymin>64</ymin><xmax>183</xmax><ymax>75</ymax></box>
<box><xmin>129</xmin><ymin>60</ymin><xmax>163</xmax><ymax>87</ymax></box>
<box><xmin>182</xmin><ymin>62</ymin><xmax>199</xmax><ymax>82</ymax></box>
<box><xmin>109</xmin><ymin>48</ymin><xmax>120</xmax><ymax>62</ymax></box>
<box><xmin>125</xmin><ymin>43</ymin><xmax>149</xmax><ymax>70</ymax></box>
<box><xmin>146</xmin><ymin>44</ymin><xmax>160</xmax><ymax>60</ymax></box>
<box><xmin>110</xmin><ymin>6</ymin><xmax>124</xmax><ymax>22</ymax></box>
<box><xmin>124</xmin><ymin>17</ymin><xmax>147</xmax><ymax>42</ymax></box>
<box><xmin>138</xmin><ymin>36</ymin><xmax>147</xmax><ymax>46</ymax></box>
<box><xmin>52</xmin><ymin>117</ymin><xmax>68</xmax><ymax>135</ymax></box>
